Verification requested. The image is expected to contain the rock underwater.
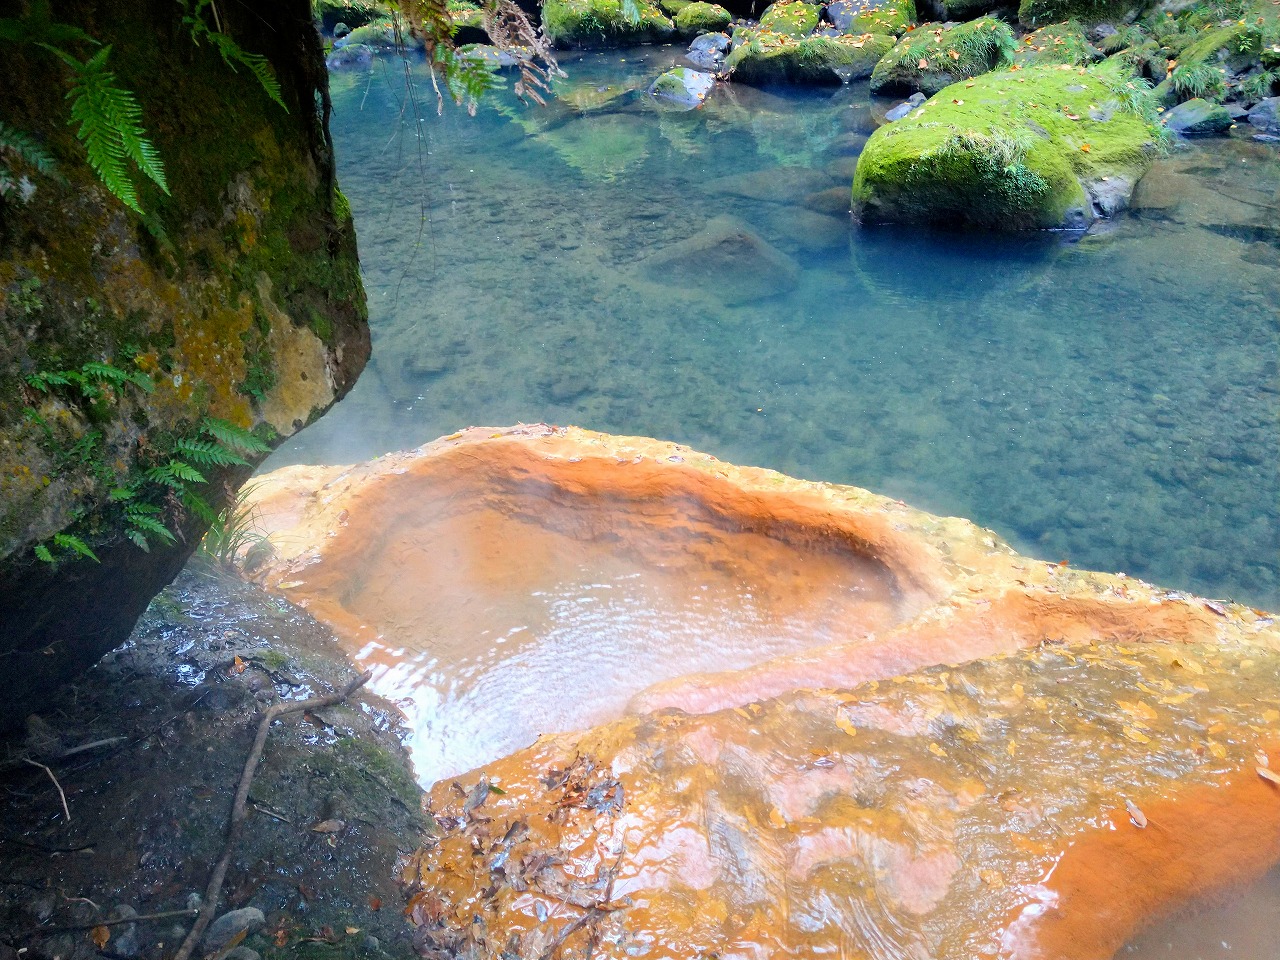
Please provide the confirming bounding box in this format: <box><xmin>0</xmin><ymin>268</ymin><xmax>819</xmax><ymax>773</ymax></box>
<box><xmin>241</xmin><ymin>426</ymin><xmax>1280</xmax><ymax>960</ymax></box>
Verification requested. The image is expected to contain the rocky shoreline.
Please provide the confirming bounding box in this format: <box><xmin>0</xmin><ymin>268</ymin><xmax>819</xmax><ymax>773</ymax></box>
<box><xmin>322</xmin><ymin>0</ymin><xmax>1280</xmax><ymax>229</ymax></box>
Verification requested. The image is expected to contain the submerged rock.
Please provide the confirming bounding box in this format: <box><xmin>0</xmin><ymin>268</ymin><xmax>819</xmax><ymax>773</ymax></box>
<box><xmin>639</xmin><ymin>215</ymin><xmax>801</xmax><ymax>302</ymax></box>
<box><xmin>1248</xmin><ymin>96</ymin><xmax>1280</xmax><ymax>136</ymax></box>
<box><xmin>854</xmin><ymin>64</ymin><xmax>1162</xmax><ymax>229</ymax></box>
<box><xmin>649</xmin><ymin>67</ymin><xmax>717</xmax><ymax>108</ymax></box>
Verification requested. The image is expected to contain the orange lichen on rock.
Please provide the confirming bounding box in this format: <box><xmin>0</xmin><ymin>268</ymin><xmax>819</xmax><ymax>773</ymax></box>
<box><xmin>402</xmin><ymin>642</ymin><xmax>1280</xmax><ymax>960</ymax></box>
<box><xmin>242</xmin><ymin>425</ymin><xmax>1280</xmax><ymax>958</ymax></box>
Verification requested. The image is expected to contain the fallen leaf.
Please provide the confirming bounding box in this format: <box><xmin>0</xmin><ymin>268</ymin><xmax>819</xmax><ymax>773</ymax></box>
<box><xmin>1122</xmin><ymin>726</ymin><xmax>1151</xmax><ymax>744</ymax></box>
<box><xmin>980</xmin><ymin>868</ymin><xmax>1005</xmax><ymax>887</ymax></box>
<box><xmin>346</xmin><ymin>927</ymin><xmax>361</xmax><ymax>935</ymax></box>
<box><xmin>1208</xmin><ymin>741</ymin><xmax>1228</xmax><ymax>759</ymax></box>
<box><xmin>233</xmin><ymin>655</ymin><xmax>246</xmax><ymax>674</ymax></box>
<box><xmin>90</xmin><ymin>926</ymin><xmax>110</xmax><ymax>949</ymax></box>
<box><xmin>918</xmin><ymin>58</ymin><xmax>930</xmax><ymax>68</ymax></box>
<box><xmin>1080</xmin><ymin>143</ymin><xmax>1091</xmax><ymax>152</ymax></box>
<box><xmin>949</xmin><ymin>49</ymin><xmax>960</xmax><ymax>59</ymax></box>
<box><xmin>768</xmin><ymin>807</ymin><xmax>787</xmax><ymax>828</ymax></box>
<box><xmin>953</xmin><ymin>98</ymin><xmax>964</xmax><ymax>104</ymax></box>
<box><xmin>369</xmin><ymin>896</ymin><xmax>383</xmax><ymax>911</ymax></box>
<box><xmin>1125</xmin><ymin>799</ymin><xmax>1147</xmax><ymax>829</ymax></box>
<box><xmin>311</xmin><ymin>819</ymin><xmax>346</xmax><ymax>833</ymax></box>
<box><xmin>835</xmin><ymin>713</ymin><xmax>859</xmax><ymax>738</ymax></box>
<box><xmin>1259</xmin><ymin>766</ymin><xmax>1280</xmax><ymax>786</ymax></box>
<box><xmin>928</xmin><ymin>742</ymin><xmax>948</xmax><ymax>758</ymax></box>
<box><xmin>274</xmin><ymin>928</ymin><xmax>289</xmax><ymax>948</ymax></box>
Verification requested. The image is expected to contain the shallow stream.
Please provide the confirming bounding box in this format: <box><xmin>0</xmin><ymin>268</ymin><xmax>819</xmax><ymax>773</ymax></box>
<box><xmin>266</xmin><ymin>47</ymin><xmax>1280</xmax><ymax>957</ymax></box>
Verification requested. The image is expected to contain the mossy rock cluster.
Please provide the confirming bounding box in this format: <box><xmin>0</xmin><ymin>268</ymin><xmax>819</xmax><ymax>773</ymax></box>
<box><xmin>853</xmin><ymin>63</ymin><xmax>1162</xmax><ymax>229</ymax></box>
<box><xmin>675</xmin><ymin>1</ymin><xmax>734</xmax><ymax>35</ymax></box>
<box><xmin>870</xmin><ymin>17</ymin><xmax>1017</xmax><ymax>94</ymax></box>
<box><xmin>1017</xmin><ymin>0</ymin><xmax>1146</xmax><ymax>29</ymax></box>
<box><xmin>727</xmin><ymin>31</ymin><xmax>897</xmax><ymax>84</ymax></box>
<box><xmin>542</xmin><ymin>0</ymin><xmax>675</xmax><ymax>47</ymax></box>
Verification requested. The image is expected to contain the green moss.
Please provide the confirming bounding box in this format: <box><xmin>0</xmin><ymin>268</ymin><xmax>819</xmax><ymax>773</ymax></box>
<box><xmin>853</xmin><ymin>63</ymin><xmax>1162</xmax><ymax>229</ymax></box>
<box><xmin>758</xmin><ymin>1</ymin><xmax>820</xmax><ymax>38</ymax></box>
<box><xmin>1018</xmin><ymin>0</ymin><xmax>1145</xmax><ymax>28</ymax></box>
<box><xmin>870</xmin><ymin>18</ymin><xmax>1017</xmax><ymax>96</ymax></box>
<box><xmin>1013</xmin><ymin>21</ymin><xmax>1102</xmax><ymax>66</ymax></box>
<box><xmin>727</xmin><ymin>32</ymin><xmax>896</xmax><ymax>84</ymax></box>
<box><xmin>831</xmin><ymin>0</ymin><xmax>917</xmax><ymax>37</ymax></box>
<box><xmin>541</xmin><ymin>0</ymin><xmax>675</xmax><ymax>47</ymax></box>
<box><xmin>676</xmin><ymin>1</ymin><xmax>733</xmax><ymax>34</ymax></box>
<box><xmin>341</xmin><ymin>19</ymin><xmax>398</xmax><ymax>48</ymax></box>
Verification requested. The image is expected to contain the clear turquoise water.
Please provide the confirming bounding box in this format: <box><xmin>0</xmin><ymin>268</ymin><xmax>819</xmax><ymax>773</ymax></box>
<box><xmin>274</xmin><ymin>47</ymin><xmax>1280</xmax><ymax>610</ymax></box>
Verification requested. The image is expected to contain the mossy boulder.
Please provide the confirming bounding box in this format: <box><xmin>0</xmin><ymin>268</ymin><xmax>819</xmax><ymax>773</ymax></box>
<box><xmin>542</xmin><ymin>0</ymin><xmax>675</xmax><ymax>47</ymax></box>
<box><xmin>1013</xmin><ymin>21</ymin><xmax>1103</xmax><ymax>66</ymax></box>
<box><xmin>660</xmin><ymin>0</ymin><xmax>694</xmax><ymax>13</ymax></box>
<box><xmin>1161</xmin><ymin>97</ymin><xmax>1234</xmax><ymax>134</ymax></box>
<box><xmin>853</xmin><ymin>63</ymin><xmax>1163</xmax><ymax>229</ymax></box>
<box><xmin>826</xmin><ymin>0</ymin><xmax>917</xmax><ymax>37</ymax></box>
<box><xmin>450</xmin><ymin>4</ymin><xmax>492</xmax><ymax>45</ymax></box>
<box><xmin>870</xmin><ymin>17</ymin><xmax>1017</xmax><ymax>95</ymax></box>
<box><xmin>0</xmin><ymin>0</ymin><xmax>368</xmax><ymax>729</ymax></box>
<box><xmin>313</xmin><ymin>0</ymin><xmax>393</xmax><ymax>33</ymax></box>
<box><xmin>1018</xmin><ymin>0</ymin><xmax>1147</xmax><ymax>29</ymax></box>
<box><xmin>757</xmin><ymin>0</ymin><xmax>821</xmax><ymax>38</ymax></box>
<box><xmin>675</xmin><ymin>1</ymin><xmax>734</xmax><ymax>34</ymax></box>
<box><xmin>336</xmin><ymin>19</ymin><xmax>397</xmax><ymax>48</ymax></box>
<box><xmin>727</xmin><ymin>31</ymin><xmax>896</xmax><ymax>84</ymax></box>
<box><xmin>927</xmin><ymin>0</ymin><xmax>1011</xmax><ymax>21</ymax></box>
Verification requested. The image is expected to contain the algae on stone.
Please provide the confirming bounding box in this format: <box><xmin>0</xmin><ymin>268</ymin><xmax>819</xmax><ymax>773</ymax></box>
<box><xmin>1013</xmin><ymin>21</ymin><xmax>1103</xmax><ymax>67</ymax></box>
<box><xmin>675</xmin><ymin>1</ymin><xmax>733</xmax><ymax>35</ymax></box>
<box><xmin>757</xmin><ymin>0</ymin><xmax>821</xmax><ymax>38</ymax></box>
<box><xmin>826</xmin><ymin>0</ymin><xmax>917</xmax><ymax>37</ymax></box>
<box><xmin>727</xmin><ymin>31</ymin><xmax>896</xmax><ymax>84</ymax></box>
<box><xmin>870</xmin><ymin>18</ymin><xmax>1017</xmax><ymax>96</ymax></box>
<box><xmin>853</xmin><ymin>63</ymin><xmax>1162</xmax><ymax>229</ymax></box>
<box><xmin>542</xmin><ymin>0</ymin><xmax>675</xmax><ymax>47</ymax></box>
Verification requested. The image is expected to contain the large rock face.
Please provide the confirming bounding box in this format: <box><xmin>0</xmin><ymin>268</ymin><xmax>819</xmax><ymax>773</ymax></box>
<box><xmin>0</xmin><ymin>0</ymin><xmax>369</xmax><ymax>728</ymax></box>
<box><xmin>236</xmin><ymin>426</ymin><xmax>1280</xmax><ymax>959</ymax></box>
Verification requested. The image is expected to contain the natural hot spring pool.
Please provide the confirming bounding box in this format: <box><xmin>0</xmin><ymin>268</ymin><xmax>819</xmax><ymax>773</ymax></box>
<box><xmin>255</xmin><ymin>45</ymin><xmax>1279</xmax><ymax>959</ymax></box>
<box><xmin>272</xmin><ymin>47</ymin><xmax>1280</xmax><ymax>612</ymax></box>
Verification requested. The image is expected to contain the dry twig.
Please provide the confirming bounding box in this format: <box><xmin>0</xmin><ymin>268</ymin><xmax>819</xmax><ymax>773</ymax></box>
<box><xmin>172</xmin><ymin>671</ymin><xmax>372</xmax><ymax>960</ymax></box>
<box><xmin>24</xmin><ymin>758</ymin><xmax>70</xmax><ymax>821</ymax></box>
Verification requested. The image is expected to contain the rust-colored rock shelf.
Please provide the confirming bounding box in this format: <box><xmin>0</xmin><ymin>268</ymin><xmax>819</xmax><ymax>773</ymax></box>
<box><xmin>244</xmin><ymin>425</ymin><xmax>1280</xmax><ymax>958</ymax></box>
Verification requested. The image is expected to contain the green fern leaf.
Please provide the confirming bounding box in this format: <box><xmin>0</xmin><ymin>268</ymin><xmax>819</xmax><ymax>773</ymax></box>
<box><xmin>126</xmin><ymin>513</ymin><xmax>176</xmax><ymax>543</ymax></box>
<box><xmin>175</xmin><ymin>437</ymin><xmax>248</xmax><ymax>467</ymax></box>
<box><xmin>0</xmin><ymin>120</ymin><xmax>59</xmax><ymax>181</ymax></box>
<box><xmin>126</xmin><ymin>529</ymin><xmax>151</xmax><ymax>551</ymax></box>
<box><xmin>206</xmin><ymin>31</ymin><xmax>288</xmax><ymax>112</ymax></box>
<box><xmin>53</xmin><ymin>533</ymin><xmax>100</xmax><ymax>562</ymax></box>
<box><xmin>34</xmin><ymin>544</ymin><xmax>55</xmax><ymax>563</ymax></box>
<box><xmin>202</xmin><ymin>417</ymin><xmax>270</xmax><ymax>454</ymax></box>
<box><xmin>168</xmin><ymin>459</ymin><xmax>207</xmax><ymax>484</ymax></box>
<box><xmin>183</xmin><ymin>491</ymin><xmax>218</xmax><ymax>524</ymax></box>
<box><xmin>64</xmin><ymin>45</ymin><xmax>168</xmax><ymax>214</ymax></box>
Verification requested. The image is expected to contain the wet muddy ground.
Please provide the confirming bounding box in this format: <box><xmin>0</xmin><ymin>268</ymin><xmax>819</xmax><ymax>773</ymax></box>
<box><xmin>0</xmin><ymin>565</ymin><xmax>425</xmax><ymax>960</ymax></box>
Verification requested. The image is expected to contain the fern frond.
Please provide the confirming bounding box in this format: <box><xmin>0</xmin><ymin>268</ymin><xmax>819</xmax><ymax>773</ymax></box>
<box><xmin>195</xmin><ymin>25</ymin><xmax>289</xmax><ymax>112</ymax></box>
<box><xmin>174</xmin><ymin>437</ymin><xmax>248</xmax><ymax>467</ymax></box>
<box><xmin>201</xmin><ymin>417</ymin><xmax>270</xmax><ymax>454</ymax></box>
<box><xmin>63</xmin><ymin>45</ymin><xmax>168</xmax><ymax>213</ymax></box>
<box><xmin>53</xmin><ymin>532</ymin><xmax>99</xmax><ymax>562</ymax></box>
<box><xmin>34</xmin><ymin>544</ymin><xmax>55</xmax><ymax>564</ymax></box>
<box><xmin>183</xmin><ymin>491</ymin><xmax>219</xmax><ymax>524</ymax></box>
<box><xmin>0</xmin><ymin>120</ymin><xmax>59</xmax><ymax>181</ymax></box>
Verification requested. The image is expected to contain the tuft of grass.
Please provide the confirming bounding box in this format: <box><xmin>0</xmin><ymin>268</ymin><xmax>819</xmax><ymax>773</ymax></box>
<box><xmin>1169</xmin><ymin>61</ymin><xmax>1226</xmax><ymax>101</ymax></box>
<box><xmin>198</xmin><ymin>482</ymin><xmax>269</xmax><ymax>569</ymax></box>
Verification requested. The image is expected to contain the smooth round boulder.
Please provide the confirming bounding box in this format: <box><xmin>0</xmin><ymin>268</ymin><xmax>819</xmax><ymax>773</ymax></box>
<box><xmin>1163</xmin><ymin>98</ymin><xmax>1235</xmax><ymax>136</ymax></box>
<box><xmin>649</xmin><ymin>67</ymin><xmax>717</xmax><ymax>108</ymax></box>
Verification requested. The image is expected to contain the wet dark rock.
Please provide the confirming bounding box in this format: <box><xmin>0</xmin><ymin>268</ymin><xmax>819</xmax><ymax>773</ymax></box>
<box><xmin>1248</xmin><ymin>97</ymin><xmax>1280</xmax><ymax>136</ymax></box>
<box><xmin>1163</xmin><ymin>98</ymin><xmax>1234</xmax><ymax>136</ymax></box>
<box><xmin>685</xmin><ymin>30</ymin><xmax>731</xmax><ymax>69</ymax></box>
<box><xmin>111</xmin><ymin>905</ymin><xmax>141</xmax><ymax>958</ymax></box>
<box><xmin>327</xmin><ymin>42</ymin><xmax>374</xmax><ymax>69</ymax></box>
<box><xmin>884</xmin><ymin>92</ymin><xmax>925</xmax><ymax>122</ymax></box>
<box><xmin>203</xmin><ymin>907</ymin><xmax>265</xmax><ymax>950</ymax></box>
<box><xmin>224</xmin><ymin>949</ymin><xmax>262</xmax><ymax>960</ymax></box>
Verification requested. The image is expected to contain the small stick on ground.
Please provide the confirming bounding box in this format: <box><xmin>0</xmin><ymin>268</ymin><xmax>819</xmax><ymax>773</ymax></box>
<box><xmin>31</xmin><ymin>908</ymin><xmax>200</xmax><ymax>934</ymax></box>
<box><xmin>172</xmin><ymin>671</ymin><xmax>372</xmax><ymax>960</ymax></box>
<box><xmin>24</xmin><ymin>759</ymin><xmax>70</xmax><ymax>821</ymax></box>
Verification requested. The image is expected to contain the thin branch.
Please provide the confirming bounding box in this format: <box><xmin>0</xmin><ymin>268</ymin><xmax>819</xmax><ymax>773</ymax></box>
<box><xmin>24</xmin><ymin>759</ymin><xmax>69</xmax><ymax>821</ymax></box>
<box><xmin>172</xmin><ymin>671</ymin><xmax>372</xmax><ymax>960</ymax></box>
<box><xmin>30</xmin><ymin>908</ymin><xmax>199</xmax><ymax>935</ymax></box>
